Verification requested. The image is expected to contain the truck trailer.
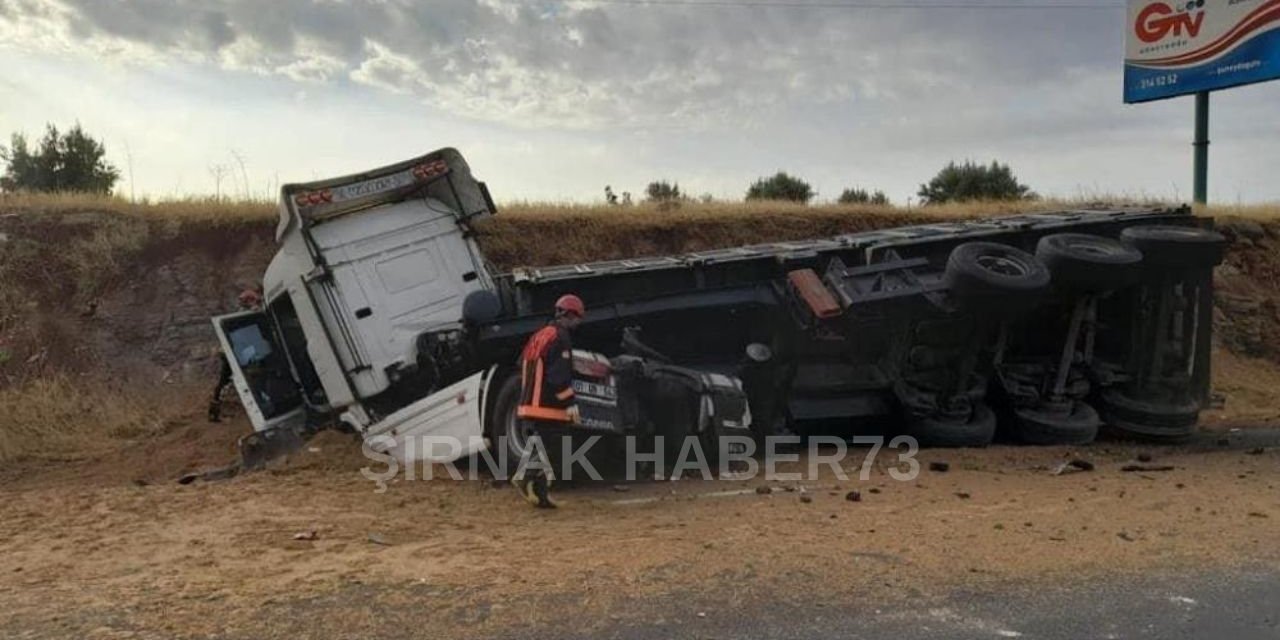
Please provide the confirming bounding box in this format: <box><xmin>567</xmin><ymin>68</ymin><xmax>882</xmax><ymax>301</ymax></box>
<box><xmin>212</xmin><ymin>148</ymin><xmax>1226</xmax><ymax>467</ymax></box>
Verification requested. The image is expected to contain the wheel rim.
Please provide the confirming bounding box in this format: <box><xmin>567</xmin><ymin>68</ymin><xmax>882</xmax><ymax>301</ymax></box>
<box><xmin>976</xmin><ymin>253</ymin><xmax>1030</xmax><ymax>277</ymax></box>
<box><xmin>506</xmin><ymin>407</ymin><xmax>534</xmax><ymax>458</ymax></box>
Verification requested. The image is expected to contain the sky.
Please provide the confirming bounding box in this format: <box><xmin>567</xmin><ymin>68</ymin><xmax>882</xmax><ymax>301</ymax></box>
<box><xmin>0</xmin><ymin>0</ymin><xmax>1278</xmax><ymax>204</ymax></box>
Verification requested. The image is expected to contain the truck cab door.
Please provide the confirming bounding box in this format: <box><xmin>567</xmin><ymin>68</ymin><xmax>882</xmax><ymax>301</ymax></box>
<box><xmin>211</xmin><ymin>310</ymin><xmax>307</xmax><ymax>433</ymax></box>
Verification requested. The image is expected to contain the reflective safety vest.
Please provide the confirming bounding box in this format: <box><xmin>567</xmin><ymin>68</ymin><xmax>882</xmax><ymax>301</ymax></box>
<box><xmin>517</xmin><ymin>324</ymin><xmax>575</xmax><ymax>421</ymax></box>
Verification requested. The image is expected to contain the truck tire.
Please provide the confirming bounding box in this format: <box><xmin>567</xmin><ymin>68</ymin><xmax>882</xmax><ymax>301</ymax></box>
<box><xmin>901</xmin><ymin>403</ymin><xmax>996</xmax><ymax>448</ymax></box>
<box><xmin>1035</xmin><ymin>233</ymin><xmax>1143</xmax><ymax>291</ymax></box>
<box><xmin>1097</xmin><ymin>387</ymin><xmax>1199</xmax><ymax>442</ymax></box>
<box><xmin>1119</xmin><ymin>225</ymin><xmax>1225</xmax><ymax>269</ymax></box>
<box><xmin>1011</xmin><ymin>400</ymin><xmax>1100</xmax><ymax>445</ymax></box>
<box><xmin>944</xmin><ymin>242</ymin><xmax>1050</xmax><ymax>300</ymax></box>
<box><xmin>489</xmin><ymin>373</ymin><xmax>534</xmax><ymax>476</ymax></box>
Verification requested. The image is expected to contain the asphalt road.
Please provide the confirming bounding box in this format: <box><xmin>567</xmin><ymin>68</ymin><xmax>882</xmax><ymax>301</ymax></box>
<box><xmin>547</xmin><ymin>568</ymin><xmax>1280</xmax><ymax>640</ymax></box>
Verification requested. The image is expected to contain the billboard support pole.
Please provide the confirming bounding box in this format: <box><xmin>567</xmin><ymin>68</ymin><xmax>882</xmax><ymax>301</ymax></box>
<box><xmin>1193</xmin><ymin>91</ymin><xmax>1209</xmax><ymax>205</ymax></box>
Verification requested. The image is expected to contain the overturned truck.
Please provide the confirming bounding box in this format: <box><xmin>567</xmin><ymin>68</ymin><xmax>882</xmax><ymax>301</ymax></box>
<box><xmin>213</xmin><ymin>148</ymin><xmax>1225</xmax><ymax>466</ymax></box>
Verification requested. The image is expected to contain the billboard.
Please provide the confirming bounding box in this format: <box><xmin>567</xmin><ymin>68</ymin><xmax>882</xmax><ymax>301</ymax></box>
<box><xmin>1124</xmin><ymin>0</ymin><xmax>1280</xmax><ymax>103</ymax></box>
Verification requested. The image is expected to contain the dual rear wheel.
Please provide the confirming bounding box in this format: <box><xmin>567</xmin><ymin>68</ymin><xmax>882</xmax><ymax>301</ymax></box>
<box><xmin>910</xmin><ymin>225</ymin><xmax>1220</xmax><ymax>447</ymax></box>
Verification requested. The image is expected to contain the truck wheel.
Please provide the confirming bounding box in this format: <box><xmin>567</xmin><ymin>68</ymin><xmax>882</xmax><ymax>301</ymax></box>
<box><xmin>1035</xmin><ymin>233</ymin><xmax>1143</xmax><ymax>291</ymax></box>
<box><xmin>901</xmin><ymin>403</ymin><xmax>996</xmax><ymax>448</ymax></box>
<box><xmin>1011</xmin><ymin>401</ymin><xmax>1100</xmax><ymax>445</ymax></box>
<box><xmin>944</xmin><ymin>242</ymin><xmax>1050</xmax><ymax>300</ymax></box>
<box><xmin>489</xmin><ymin>373</ymin><xmax>534</xmax><ymax>475</ymax></box>
<box><xmin>1119</xmin><ymin>225</ymin><xmax>1225</xmax><ymax>269</ymax></box>
<box><xmin>1097</xmin><ymin>387</ymin><xmax>1199</xmax><ymax>442</ymax></box>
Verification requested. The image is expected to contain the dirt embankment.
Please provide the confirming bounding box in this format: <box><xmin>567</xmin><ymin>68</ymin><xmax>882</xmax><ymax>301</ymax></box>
<box><xmin>1</xmin><ymin>201</ymin><xmax>1279</xmax><ymax>465</ymax></box>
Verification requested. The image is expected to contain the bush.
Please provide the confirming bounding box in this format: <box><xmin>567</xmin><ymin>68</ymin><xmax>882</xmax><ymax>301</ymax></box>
<box><xmin>917</xmin><ymin>160</ymin><xmax>1033</xmax><ymax>205</ymax></box>
<box><xmin>1</xmin><ymin>123</ymin><xmax>120</xmax><ymax>194</ymax></box>
<box><xmin>746</xmin><ymin>172</ymin><xmax>813</xmax><ymax>204</ymax></box>
<box><xmin>645</xmin><ymin>180</ymin><xmax>682</xmax><ymax>202</ymax></box>
<box><xmin>838</xmin><ymin>188</ymin><xmax>889</xmax><ymax>206</ymax></box>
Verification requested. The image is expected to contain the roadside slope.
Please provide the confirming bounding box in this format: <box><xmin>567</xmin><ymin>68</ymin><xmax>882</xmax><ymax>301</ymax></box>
<box><xmin>1</xmin><ymin>197</ymin><xmax>1278</xmax><ymax>466</ymax></box>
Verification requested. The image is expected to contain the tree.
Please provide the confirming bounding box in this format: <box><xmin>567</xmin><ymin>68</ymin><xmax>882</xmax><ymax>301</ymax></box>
<box><xmin>838</xmin><ymin>187</ymin><xmax>889</xmax><ymax>206</ymax></box>
<box><xmin>917</xmin><ymin>160</ymin><xmax>1033</xmax><ymax>205</ymax></box>
<box><xmin>645</xmin><ymin>180</ymin><xmax>681</xmax><ymax>202</ymax></box>
<box><xmin>0</xmin><ymin>123</ymin><xmax>120</xmax><ymax>194</ymax></box>
<box><xmin>746</xmin><ymin>172</ymin><xmax>814</xmax><ymax>204</ymax></box>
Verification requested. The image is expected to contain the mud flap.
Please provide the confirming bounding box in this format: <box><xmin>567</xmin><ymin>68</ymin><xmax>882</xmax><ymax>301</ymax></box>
<box><xmin>238</xmin><ymin>423</ymin><xmax>312</xmax><ymax>471</ymax></box>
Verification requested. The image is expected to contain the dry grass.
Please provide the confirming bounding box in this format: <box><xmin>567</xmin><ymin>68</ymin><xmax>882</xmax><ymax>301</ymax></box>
<box><xmin>1194</xmin><ymin>202</ymin><xmax>1280</xmax><ymax>220</ymax></box>
<box><xmin>0</xmin><ymin>376</ymin><xmax>174</xmax><ymax>463</ymax></box>
<box><xmin>0</xmin><ymin>192</ymin><xmax>276</xmax><ymax>227</ymax></box>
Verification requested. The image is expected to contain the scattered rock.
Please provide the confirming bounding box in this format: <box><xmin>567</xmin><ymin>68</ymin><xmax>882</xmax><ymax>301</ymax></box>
<box><xmin>611</xmin><ymin>485</ymin><xmax>631</xmax><ymax>493</ymax></box>
<box><xmin>955</xmin><ymin>492</ymin><xmax>971</xmax><ymax>499</ymax></box>
<box><xmin>845</xmin><ymin>490</ymin><xmax>862</xmax><ymax>502</ymax></box>
<box><xmin>928</xmin><ymin>461</ymin><xmax>950</xmax><ymax>473</ymax></box>
<box><xmin>293</xmin><ymin>529</ymin><xmax>318</xmax><ymax>541</ymax></box>
<box><xmin>1217</xmin><ymin>437</ymin><xmax>1231</xmax><ymax>446</ymax></box>
<box><xmin>755</xmin><ymin>486</ymin><xmax>772</xmax><ymax>495</ymax></box>
<box><xmin>132</xmin><ymin>479</ymin><xmax>149</xmax><ymax>487</ymax></box>
<box><xmin>1247</xmin><ymin>447</ymin><xmax>1266</xmax><ymax>455</ymax></box>
<box><xmin>1117</xmin><ymin>531</ymin><xmax>1136</xmax><ymax>542</ymax></box>
<box><xmin>799</xmin><ymin>495</ymin><xmax>813</xmax><ymax>504</ymax></box>
<box><xmin>1136</xmin><ymin>453</ymin><xmax>1153</xmax><ymax>463</ymax></box>
<box><xmin>1248</xmin><ymin>512</ymin><xmax>1269</xmax><ymax>519</ymax></box>
<box><xmin>868</xmin><ymin>487</ymin><xmax>881</xmax><ymax>494</ymax></box>
<box><xmin>367</xmin><ymin>533</ymin><xmax>392</xmax><ymax>546</ymax></box>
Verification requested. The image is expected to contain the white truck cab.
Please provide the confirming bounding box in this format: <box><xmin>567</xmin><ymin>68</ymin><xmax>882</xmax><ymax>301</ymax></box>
<box><xmin>212</xmin><ymin>149</ymin><xmax>501</xmax><ymax>462</ymax></box>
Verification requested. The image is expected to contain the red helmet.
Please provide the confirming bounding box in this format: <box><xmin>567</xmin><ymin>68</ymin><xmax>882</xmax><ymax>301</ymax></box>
<box><xmin>238</xmin><ymin>288</ymin><xmax>263</xmax><ymax>308</ymax></box>
<box><xmin>555</xmin><ymin>294</ymin><xmax>585</xmax><ymax>318</ymax></box>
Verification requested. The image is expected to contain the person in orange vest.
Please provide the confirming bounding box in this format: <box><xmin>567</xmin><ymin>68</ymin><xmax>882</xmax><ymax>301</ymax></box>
<box><xmin>512</xmin><ymin>294</ymin><xmax>585</xmax><ymax>508</ymax></box>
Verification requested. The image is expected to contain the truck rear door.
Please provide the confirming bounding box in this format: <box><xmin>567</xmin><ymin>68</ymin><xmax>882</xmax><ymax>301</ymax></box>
<box><xmin>211</xmin><ymin>310</ymin><xmax>307</xmax><ymax>433</ymax></box>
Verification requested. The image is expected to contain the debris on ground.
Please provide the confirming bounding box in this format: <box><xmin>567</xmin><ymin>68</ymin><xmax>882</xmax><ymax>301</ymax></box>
<box><xmin>755</xmin><ymin>486</ymin><xmax>772</xmax><ymax>495</ymax></box>
<box><xmin>845</xmin><ymin>490</ymin><xmax>862</xmax><ymax>502</ymax></box>
<box><xmin>1247</xmin><ymin>447</ymin><xmax>1266</xmax><ymax>455</ymax></box>
<box><xmin>955</xmin><ymin>492</ymin><xmax>971</xmax><ymax>500</ymax></box>
<box><xmin>176</xmin><ymin>464</ymin><xmax>241</xmax><ymax>485</ymax></box>
<box><xmin>292</xmin><ymin>529</ymin><xmax>318</xmax><ymax>541</ymax></box>
<box><xmin>928</xmin><ymin>461</ymin><xmax>950</xmax><ymax>473</ymax></box>
<box><xmin>1136</xmin><ymin>453</ymin><xmax>1154</xmax><ymax>463</ymax></box>
<box><xmin>799</xmin><ymin>495</ymin><xmax>813</xmax><ymax>504</ymax></box>
<box><xmin>611</xmin><ymin>485</ymin><xmax>631</xmax><ymax>492</ymax></box>
<box><xmin>367</xmin><ymin>533</ymin><xmax>392</xmax><ymax>546</ymax></box>
<box><xmin>1051</xmin><ymin>458</ymin><xmax>1095</xmax><ymax>475</ymax></box>
<box><xmin>1120</xmin><ymin>464</ymin><xmax>1176</xmax><ymax>472</ymax></box>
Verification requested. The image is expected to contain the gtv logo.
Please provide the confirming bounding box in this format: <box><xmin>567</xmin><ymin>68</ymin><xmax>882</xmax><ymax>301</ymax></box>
<box><xmin>1136</xmin><ymin>0</ymin><xmax>1207</xmax><ymax>43</ymax></box>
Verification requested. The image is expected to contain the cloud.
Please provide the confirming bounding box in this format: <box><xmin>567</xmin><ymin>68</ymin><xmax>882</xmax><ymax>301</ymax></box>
<box><xmin>2</xmin><ymin>0</ymin><xmax>1127</xmax><ymax>131</ymax></box>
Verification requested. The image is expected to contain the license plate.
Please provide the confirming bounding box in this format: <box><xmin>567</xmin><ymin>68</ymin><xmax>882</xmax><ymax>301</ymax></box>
<box><xmin>572</xmin><ymin>380</ymin><xmax>617</xmax><ymax>400</ymax></box>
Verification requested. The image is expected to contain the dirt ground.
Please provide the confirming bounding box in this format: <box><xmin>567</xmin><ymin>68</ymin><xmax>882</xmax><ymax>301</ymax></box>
<box><xmin>1</xmin><ymin>415</ymin><xmax>1277</xmax><ymax>639</ymax></box>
